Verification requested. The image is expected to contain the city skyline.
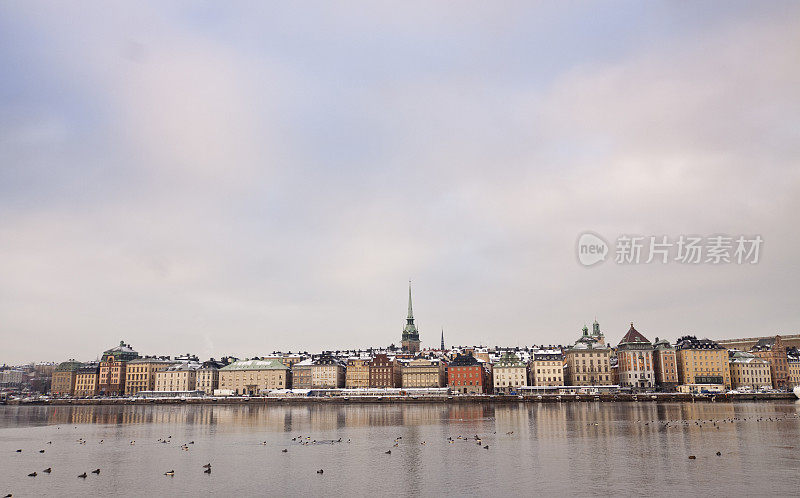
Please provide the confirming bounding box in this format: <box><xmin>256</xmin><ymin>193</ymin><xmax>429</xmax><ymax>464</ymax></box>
<box><xmin>2</xmin><ymin>2</ymin><xmax>800</xmax><ymax>363</ymax></box>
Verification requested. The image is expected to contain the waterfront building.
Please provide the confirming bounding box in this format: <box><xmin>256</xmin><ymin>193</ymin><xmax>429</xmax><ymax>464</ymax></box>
<box><xmin>564</xmin><ymin>324</ymin><xmax>612</xmax><ymax>386</ymax></box>
<box><xmin>729</xmin><ymin>351</ymin><xmax>772</xmax><ymax>390</ymax></box>
<box><xmin>291</xmin><ymin>359</ymin><xmax>313</xmax><ymax>389</ymax></box>
<box><xmin>219</xmin><ymin>359</ymin><xmax>289</xmax><ymax>395</ymax></box>
<box><xmin>750</xmin><ymin>336</ymin><xmax>790</xmax><ymax>389</ymax></box>
<box><xmin>74</xmin><ymin>363</ymin><xmax>100</xmax><ymax>397</ymax></box>
<box><xmin>493</xmin><ymin>351</ymin><xmax>528</xmax><ymax>394</ymax></box>
<box><xmin>530</xmin><ymin>348</ymin><xmax>564</xmax><ymax>386</ymax></box>
<box><xmin>345</xmin><ymin>357</ymin><xmax>371</xmax><ymax>388</ymax></box>
<box><xmin>369</xmin><ymin>353</ymin><xmax>398</xmax><ymax>388</ymax></box>
<box><xmin>653</xmin><ymin>338</ymin><xmax>679</xmax><ymax>391</ymax></box>
<box><xmin>263</xmin><ymin>353</ymin><xmax>307</xmax><ymax>368</ymax></box>
<box><xmin>447</xmin><ymin>353</ymin><xmax>489</xmax><ymax>394</ymax></box>
<box><xmin>788</xmin><ymin>349</ymin><xmax>800</xmax><ymax>388</ymax></box>
<box><xmin>616</xmin><ymin>323</ymin><xmax>655</xmax><ymax>390</ymax></box>
<box><xmin>155</xmin><ymin>362</ymin><xmax>200</xmax><ymax>392</ymax></box>
<box><xmin>52</xmin><ymin>360</ymin><xmax>83</xmax><ymax>396</ymax></box>
<box><xmin>125</xmin><ymin>358</ymin><xmax>177</xmax><ymax>395</ymax></box>
<box><xmin>0</xmin><ymin>369</ymin><xmax>25</xmax><ymax>387</ymax></box>
<box><xmin>716</xmin><ymin>333</ymin><xmax>800</xmax><ymax>351</ymax></box>
<box><xmin>196</xmin><ymin>359</ymin><xmax>227</xmax><ymax>395</ymax></box>
<box><xmin>311</xmin><ymin>353</ymin><xmax>346</xmax><ymax>388</ymax></box>
<box><xmin>401</xmin><ymin>283</ymin><xmax>421</xmax><ymax>353</ymax></box>
<box><xmin>401</xmin><ymin>357</ymin><xmax>446</xmax><ymax>388</ymax></box>
<box><xmin>98</xmin><ymin>341</ymin><xmax>139</xmax><ymax>396</ymax></box>
<box><xmin>675</xmin><ymin>336</ymin><xmax>731</xmax><ymax>389</ymax></box>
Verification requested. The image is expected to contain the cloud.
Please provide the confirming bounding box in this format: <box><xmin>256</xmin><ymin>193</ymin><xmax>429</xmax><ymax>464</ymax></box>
<box><xmin>0</xmin><ymin>2</ymin><xmax>798</xmax><ymax>363</ymax></box>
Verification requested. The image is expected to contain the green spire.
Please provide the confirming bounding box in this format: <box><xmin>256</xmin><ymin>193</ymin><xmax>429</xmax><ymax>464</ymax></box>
<box><xmin>407</xmin><ymin>281</ymin><xmax>414</xmax><ymax>320</ymax></box>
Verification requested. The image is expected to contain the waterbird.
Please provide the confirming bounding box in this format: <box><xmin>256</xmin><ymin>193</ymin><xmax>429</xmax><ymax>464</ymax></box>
<box><xmin>716</xmin><ymin>451</ymin><xmax>721</xmax><ymax>456</ymax></box>
<box><xmin>27</xmin><ymin>472</ymin><xmax>37</xmax><ymax>477</ymax></box>
<box><xmin>4</xmin><ymin>493</ymin><xmax>11</xmax><ymax>497</ymax></box>
<box><xmin>46</xmin><ymin>441</ymin><xmax>52</xmax><ymax>445</ymax></box>
<box><xmin>385</xmin><ymin>450</ymin><xmax>391</xmax><ymax>454</ymax></box>
<box><xmin>281</xmin><ymin>449</ymin><xmax>288</xmax><ymax>453</ymax></box>
<box><xmin>43</xmin><ymin>468</ymin><xmax>51</xmax><ymax>473</ymax></box>
<box><xmin>78</xmin><ymin>473</ymin><xmax>87</xmax><ymax>479</ymax></box>
<box><xmin>483</xmin><ymin>445</ymin><xmax>489</xmax><ymax>449</ymax></box>
<box><xmin>316</xmin><ymin>469</ymin><xmax>324</xmax><ymax>474</ymax></box>
<box><xmin>39</xmin><ymin>450</ymin><xmax>45</xmax><ymax>453</ymax></box>
<box><xmin>92</xmin><ymin>469</ymin><xmax>100</xmax><ymax>474</ymax></box>
<box><xmin>204</xmin><ymin>468</ymin><xmax>211</xmax><ymax>474</ymax></box>
<box><xmin>164</xmin><ymin>470</ymin><xmax>175</xmax><ymax>476</ymax></box>
<box><xmin>15</xmin><ymin>449</ymin><xmax>21</xmax><ymax>453</ymax></box>
<box><xmin>202</xmin><ymin>464</ymin><xmax>211</xmax><ymax>469</ymax></box>
<box><xmin>688</xmin><ymin>456</ymin><xmax>696</xmax><ymax>460</ymax></box>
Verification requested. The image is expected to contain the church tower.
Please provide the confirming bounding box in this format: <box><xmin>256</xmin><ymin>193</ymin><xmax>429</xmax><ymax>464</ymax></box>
<box><xmin>401</xmin><ymin>282</ymin><xmax>421</xmax><ymax>353</ymax></box>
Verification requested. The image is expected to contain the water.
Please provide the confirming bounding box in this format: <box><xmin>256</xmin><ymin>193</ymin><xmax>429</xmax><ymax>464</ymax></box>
<box><xmin>1</xmin><ymin>401</ymin><xmax>799</xmax><ymax>497</ymax></box>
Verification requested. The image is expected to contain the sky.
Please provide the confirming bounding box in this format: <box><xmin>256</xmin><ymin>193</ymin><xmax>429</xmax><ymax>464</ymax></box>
<box><xmin>1</xmin><ymin>1</ymin><xmax>799</xmax><ymax>364</ymax></box>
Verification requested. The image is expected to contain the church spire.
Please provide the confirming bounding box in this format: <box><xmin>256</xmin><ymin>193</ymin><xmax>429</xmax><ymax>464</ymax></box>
<box><xmin>441</xmin><ymin>328</ymin><xmax>445</xmax><ymax>350</ymax></box>
<box><xmin>407</xmin><ymin>280</ymin><xmax>414</xmax><ymax>320</ymax></box>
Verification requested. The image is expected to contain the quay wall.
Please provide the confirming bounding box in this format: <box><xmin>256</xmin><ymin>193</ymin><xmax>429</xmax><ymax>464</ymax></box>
<box><xmin>4</xmin><ymin>392</ymin><xmax>796</xmax><ymax>406</ymax></box>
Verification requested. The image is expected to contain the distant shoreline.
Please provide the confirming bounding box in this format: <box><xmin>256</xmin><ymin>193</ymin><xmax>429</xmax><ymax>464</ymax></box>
<box><xmin>3</xmin><ymin>392</ymin><xmax>796</xmax><ymax>406</ymax></box>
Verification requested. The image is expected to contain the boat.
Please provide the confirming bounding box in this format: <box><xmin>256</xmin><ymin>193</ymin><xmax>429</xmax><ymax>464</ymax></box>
<box><xmin>794</xmin><ymin>386</ymin><xmax>800</xmax><ymax>399</ymax></box>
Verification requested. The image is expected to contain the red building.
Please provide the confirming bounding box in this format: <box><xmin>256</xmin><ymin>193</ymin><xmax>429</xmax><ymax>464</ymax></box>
<box><xmin>447</xmin><ymin>353</ymin><xmax>490</xmax><ymax>394</ymax></box>
<box><xmin>369</xmin><ymin>354</ymin><xmax>398</xmax><ymax>388</ymax></box>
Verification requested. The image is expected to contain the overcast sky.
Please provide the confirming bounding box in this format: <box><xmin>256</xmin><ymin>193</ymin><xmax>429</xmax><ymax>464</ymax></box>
<box><xmin>1</xmin><ymin>1</ymin><xmax>799</xmax><ymax>364</ymax></box>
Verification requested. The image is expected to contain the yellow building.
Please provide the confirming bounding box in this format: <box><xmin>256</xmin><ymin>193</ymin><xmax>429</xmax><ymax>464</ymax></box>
<box><xmin>530</xmin><ymin>349</ymin><xmax>565</xmax><ymax>386</ymax></box>
<box><xmin>311</xmin><ymin>354</ymin><xmax>345</xmax><ymax>388</ymax></box>
<box><xmin>729</xmin><ymin>352</ymin><xmax>772</xmax><ymax>390</ymax></box>
<box><xmin>345</xmin><ymin>357</ymin><xmax>371</xmax><ymax>388</ymax></box>
<box><xmin>52</xmin><ymin>360</ymin><xmax>83</xmax><ymax>396</ymax></box>
<box><xmin>675</xmin><ymin>336</ymin><xmax>731</xmax><ymax>389</ymax></box>
<box><xmin>401</xmin><ymin>358</ymin><xmax>446</xmax><ymax>388</ymax></box>
<box><xmin>219</xmin><ymin>359</ymin><xmax>289</xmax><ymax>395</ymax></box>
<box><xmin>155</xmin><ymin>363</ymin><xmax>200</xmax><ymax>392</ymax></box>
<box><xmin>125</xmin><ymin>358</ymin><xmax>176</xmax><ymax>395</ymax></box>
<box><xmin>74</xmin><ymin>364</ymin><xmax>100</xmax><ymax>397</ymax></box>
<box><xmin>787</xmin><ymin>356</ymin><xmax>799</xmax><ymax>388</ymax></box>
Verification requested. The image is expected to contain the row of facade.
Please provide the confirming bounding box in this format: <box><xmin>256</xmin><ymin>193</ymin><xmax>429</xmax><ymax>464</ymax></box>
<box><xmin>48</xmin><ymin>325</ymin><xmax>800</xmax><ymax>397</ymax></box>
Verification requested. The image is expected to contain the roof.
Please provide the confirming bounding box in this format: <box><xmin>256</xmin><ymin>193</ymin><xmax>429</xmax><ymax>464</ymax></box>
<box><xmin>221</xmin><ymin>359</ymin><xmax>288</xmax><ymax>371</ymax></box>
<box><xmin>449</xmin><ymin>353</ymin><xmax>481</xmax><ymax>367</ymax></box>
<box><xmin>618</xmin><ymin>323</ymin><xmax>652</xmax><ymax>347</ymax></box>
<box><xmin>55</xmin><ymin>360</ymin><xmax>83</xmax><ymax>372</ymax></box>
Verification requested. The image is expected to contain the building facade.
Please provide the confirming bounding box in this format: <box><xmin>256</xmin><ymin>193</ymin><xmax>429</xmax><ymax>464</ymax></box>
<box><xmin>750</xmin><ymin>336</ymin><xmax>790</xmax><ymax>390</ymax></box>
<box><xmin>311</xmin><ymin>354</ymin><xmax>346</xmax><ymax>388</ymax></box>
<box><xmin>729</xmin><ymin>351</ymin><xmax>772</xmax><ymax>390</ymax></box>
<box><xmin>196</xmin><ymin>359</ymin><xmax>228</xmax><ymax>395</ymax></box>
<box><xmin>653</xmin><ymin>338</ymin><xmax>679</xmax><ymax>391</ymax></box>
<box><xmin>616</xmin><ymin>323</ymin><xmax>655</xmax><ymax>390</ymax></box>
<box><xmin>401</xmin><ymin>358</ymin><xmax>446</xmax><ymax>388</ymax></box>
<box><xmin>98</xmin><ymin>341</ymin><xmax>139</xmax><ymax>396</ymax></box>
<box><xmin>219</xmin><ymin>359</ymin><xmax>289</xmax><ymax>395</ymax></box>
<box><xmin>675</xmin><ymin>336</ymin><xmax>731</xmax><ymax>389</ymax></box>
<box><xmin>530</xmin><ymin>349</ymin><xmax>564</xmax><ymax>386</ymax></box>
<box><xmin>345</xmin><ymin>357</ymin><xmax>371</xmax><ymax>388</ymax></box>
<box><xmin>154</xmin><ymin>363</ymin><xmax>200</xmax><ymax>392</ymax></box>
<box><xmin>447</xmin><ymin>353</ymin><xmax>489</xmax><ymax>394</ymax></box>
<box><xmin>74</xmin><ymin>363</ymin><xmax>100</xmax><ymax>397</ymax></box>
<box><xmin>291</xmin><ymin>359</ymin><xmax>313</xmax><ymax>389</ymax></box>
<box><xmin>493</xmin><ymin>351</ymin><xmax>528</xmax><ymax>394</ymax></box>
<box><xmin>565</xmin><ymin>324</ymin><xmax>613</xmax><ymax>386</ymax></box>
<box><xmin>369</xmin><ymin>354</ymin><xmax>397</xmax><ymax>388</ymax></box>
<box><xmin>52</xmin><ymin>360</ymin><xmax>83</xmax><ymax>396</ymax></box>
<box><xmin>125</xmin><ymin>358</ymin><xmax>176</xmax><ymax>395</ymax></box>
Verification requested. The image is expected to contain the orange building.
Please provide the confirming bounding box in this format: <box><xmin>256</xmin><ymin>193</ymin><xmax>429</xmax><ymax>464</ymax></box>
<box><xmin>750</xmin><ymin>336</ymin><xmax>790</xmax><ymax>389</ymax></box>
<box><xmin>98</xmin><ymin>341</ymin><xmax>139</xmax><ymax>396</ymax></box>
<box><xmin>447</xmin><ymin>353</ymin><xmax>490</xmax><ymax>394</ymax></box>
